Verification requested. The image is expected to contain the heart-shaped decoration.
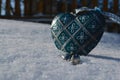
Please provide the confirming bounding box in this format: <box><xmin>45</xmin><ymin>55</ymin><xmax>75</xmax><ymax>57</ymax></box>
<box><xmin>51</xmin><ymin>8</ymin><xmax>105</xmax><ymax>64</ymax></box>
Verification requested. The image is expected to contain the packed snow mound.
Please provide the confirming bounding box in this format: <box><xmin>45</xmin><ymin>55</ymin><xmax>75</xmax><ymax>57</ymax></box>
<box><xmin>0</xmin><ymin>19</ymin><xmax>120</xmax><ymax>80</ymax></box>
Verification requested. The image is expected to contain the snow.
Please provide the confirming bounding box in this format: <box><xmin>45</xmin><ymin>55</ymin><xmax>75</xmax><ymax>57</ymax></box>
<box><xmin>0</xmin><ymin>19</ymin><xmax>120</xmax><ymax>80</ymax></box>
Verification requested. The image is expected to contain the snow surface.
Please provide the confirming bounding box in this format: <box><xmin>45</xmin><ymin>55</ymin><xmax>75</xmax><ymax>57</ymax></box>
<box><xmin>0</xmin><ymin>19</ymin><xmax>120</xmax><ymax>80</ymax></box>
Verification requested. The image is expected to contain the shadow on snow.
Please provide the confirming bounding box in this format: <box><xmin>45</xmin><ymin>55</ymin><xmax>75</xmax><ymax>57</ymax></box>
<box><xmin>88</xmin><ymin>54</ymin><xmax>120</xmax><ymax>62</ymax></box>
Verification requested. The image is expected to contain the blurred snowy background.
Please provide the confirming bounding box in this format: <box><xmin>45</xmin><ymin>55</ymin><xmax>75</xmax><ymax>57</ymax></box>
<box><xmin>0</xmin><ymin>19</ymin><xmax>119</xmax><ymax>80</ymax></box>
<box><xmin>0</xmin><ymin>0</ymin><xmax>120</xmax><ymax>80</ymax></box>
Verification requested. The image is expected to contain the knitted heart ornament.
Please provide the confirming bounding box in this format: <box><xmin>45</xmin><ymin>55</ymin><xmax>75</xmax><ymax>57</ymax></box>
<box><xmin>51</xmin><ymin>8</ymin><xmax>105</xmax><ymax>64</ymax></box>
